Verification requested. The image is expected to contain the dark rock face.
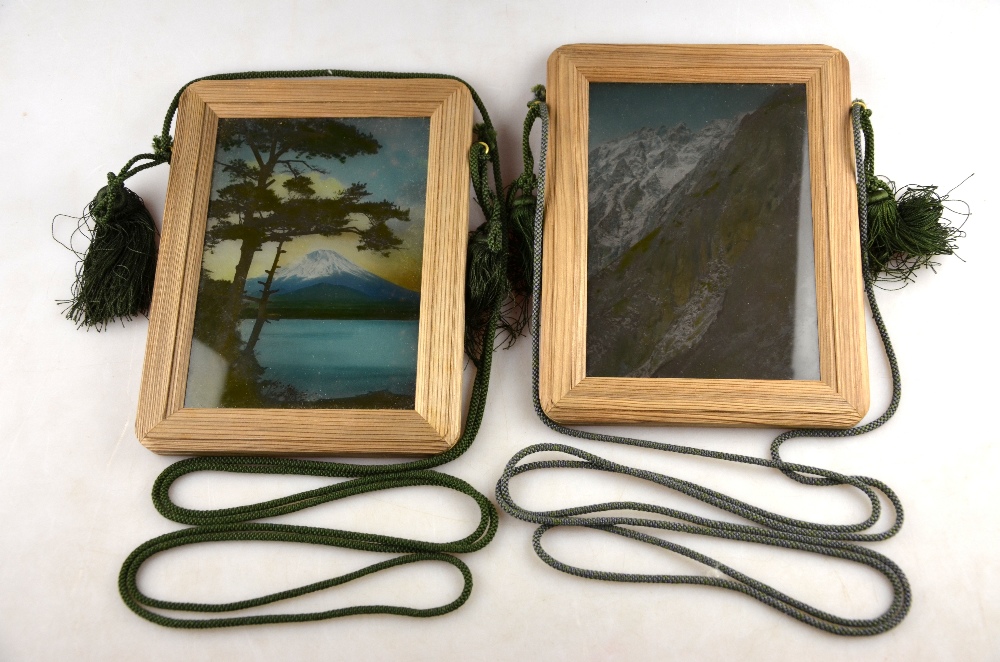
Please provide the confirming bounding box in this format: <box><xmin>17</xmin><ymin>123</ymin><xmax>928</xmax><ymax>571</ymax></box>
<box><xmin>586</xmin><ymin>85</ymin><xmax>810</xmax><ymax>380</ymax></box>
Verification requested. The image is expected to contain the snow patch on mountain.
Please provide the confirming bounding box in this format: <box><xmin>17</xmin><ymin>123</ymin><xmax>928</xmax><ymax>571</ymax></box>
<box><xmin>275</xmin><ymin>248</ymin><xmax>372</xmax><ymax>282</ymax></box>
<box><xmin>588</xmin><ymin>116</ymin><xmax>743</xmax><ymax>275</ymax></box>
<box><xmin>248</xmin><ymin>249</ymin><xmax>419</xmax><ymax>304</ymax></box>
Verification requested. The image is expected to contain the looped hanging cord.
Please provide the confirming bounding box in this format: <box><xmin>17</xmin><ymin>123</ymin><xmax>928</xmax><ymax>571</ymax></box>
<box><xmin>121</xmin><ymin>460</ymin><xmax>499</xmax><ymax>627</ymax></box>
<box><xmin>146</xmin><ymin>69</ymin><xmax>506</xmax><ymax>245</ymax></box>
<box><xmin>118</xmin><ymin>69</ymin><xmax>510</xmax><ymax>628</ymax></box>
<box><xmin>122</xmin><ymin>315</ymin><xmax>502</xmax><ymax>628</ymax></box>
<box><xmin>495</xmin><ymin>98</ymin><xmax>911</xmax><ymax>636</ymax></box>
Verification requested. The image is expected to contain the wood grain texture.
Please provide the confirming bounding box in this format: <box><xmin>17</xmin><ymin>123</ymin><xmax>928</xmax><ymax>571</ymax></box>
<box><xmin>135</xmin><ymin>78</ymin><xmax>472</xmax><ymax>455</ymax></box>
<box><xmin>141</xmin><ymin>409</ymin><xmax>451</xmax><ymax>456</ymax></box>
<box><xmin>821</xmin><ymin>52</ymin><xmax>870</xmax><ymax>419</ymax></box>
<box><xmin>135</xmin><ymin>91</ymin><xmax>208</xmax><ymax>442</ymax></box>
<box><xmin>416</xmin><ymin>83</ymin><xmax>472</xmax><ymax>447</ymax></box>
<box><xmin>540</xmin><ymin>44</ymin><xmax>868</xmax><ymax>428</ymax></box>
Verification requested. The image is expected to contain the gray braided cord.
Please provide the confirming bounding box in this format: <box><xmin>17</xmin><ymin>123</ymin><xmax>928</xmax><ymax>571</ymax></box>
<box><xmin>495</xmin><ymin>100</ymin><xmax>911</xmax><ymax>636</ymax></box>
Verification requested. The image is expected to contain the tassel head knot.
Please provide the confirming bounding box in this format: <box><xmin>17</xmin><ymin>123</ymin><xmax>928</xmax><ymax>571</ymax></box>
<box><xmin>152</xmin><ymin>134</ymin><xmax>173</xmax><ymax>162</ymax></box>
<box><xmin>88</xmin><ymin>177</ymin><xmax>128</xmax><ymax>228</ymax></box>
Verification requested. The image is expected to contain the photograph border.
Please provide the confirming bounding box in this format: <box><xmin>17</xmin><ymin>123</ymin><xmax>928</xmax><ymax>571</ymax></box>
<box><xmin>540</xmin><ymin>44</ymin><xmax>869</xmax><ymax>427</ymax></box>
<box><xmin>136</xmin><ymin>78</ymin><xmax>472</xmax><ymax>454</ymax></box>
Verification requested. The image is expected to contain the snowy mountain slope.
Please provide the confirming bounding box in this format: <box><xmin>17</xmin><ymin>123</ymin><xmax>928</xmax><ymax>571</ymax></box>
<box><xmin>247</xmin><ymin>249</ymin><xmax>419</xmax><ymax>304</ymax></box>
<box><xmin>587</xmin><ymin>117</ymin><xmax>742</xmax><ymax>275</ymax></box>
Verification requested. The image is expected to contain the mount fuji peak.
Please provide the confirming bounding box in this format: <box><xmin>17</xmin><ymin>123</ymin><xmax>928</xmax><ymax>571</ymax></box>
<box><xmin>277</xmin><ymin>248</ymin><xmax>372</xmax><ymax>282</ymax></box>
<box><xmin>249</xmin><ymin>249</ymin><xmax>420</xmax><ymax>304</ymax></box>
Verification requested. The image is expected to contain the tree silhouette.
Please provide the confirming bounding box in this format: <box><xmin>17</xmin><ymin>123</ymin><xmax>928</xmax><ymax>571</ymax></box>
<box><xmin>204</xmin><ymin>117</ymin><xmax>411</xmax><ymax>362</ymax></box>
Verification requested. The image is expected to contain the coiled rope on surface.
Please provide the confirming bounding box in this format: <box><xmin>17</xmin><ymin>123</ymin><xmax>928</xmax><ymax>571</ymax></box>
<box><xmin>495</xmin><ymin>96</ymin><xmax>911</xmax><ymax>636</ymax></box>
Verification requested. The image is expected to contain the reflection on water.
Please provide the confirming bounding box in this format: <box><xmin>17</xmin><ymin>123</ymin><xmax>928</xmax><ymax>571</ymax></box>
<box><xmin>185</xmin><ymin>319</ymin><xmax>418</xmax><ymax>408</ymax></box>
<box><xmin>244</xmin><ymin>318</ymin><xmax>418</xmax><ymax>400</ymax></box>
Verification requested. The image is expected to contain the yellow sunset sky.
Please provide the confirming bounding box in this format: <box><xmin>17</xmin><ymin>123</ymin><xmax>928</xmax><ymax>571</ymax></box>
<box><xmin>201</xmin><ymin>172</ymin><xmax>425</xmax><ymax>292</ymax></box>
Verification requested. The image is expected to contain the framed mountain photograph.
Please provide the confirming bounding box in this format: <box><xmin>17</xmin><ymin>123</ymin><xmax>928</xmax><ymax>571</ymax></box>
<box><xmin>136</xmin><ymin>78</ymin><xmax>472</xmax><ymax>454</ymax></box>
<box><xmin>540</xmin><ymin>44</ymin><xmax>869</xmax><ymax>427</ymax></box>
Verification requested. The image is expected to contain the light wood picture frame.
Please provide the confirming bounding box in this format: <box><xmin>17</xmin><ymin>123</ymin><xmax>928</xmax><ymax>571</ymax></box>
<box><xmin>136</xmin><ymin>78</ymin><xmax>473</xmax><ymax>454</ymax></box>
<box><xmin>540</xmin><ymin>44</ymin><xmax>869</xmax><ymax>428</ymax></box>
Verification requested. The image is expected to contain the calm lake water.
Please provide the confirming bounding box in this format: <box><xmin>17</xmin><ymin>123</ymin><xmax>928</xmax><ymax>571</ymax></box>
<box><xmin>240</xmin><ymin>319</ymin><xmax>419</xmax><ymax>400</ymax></box>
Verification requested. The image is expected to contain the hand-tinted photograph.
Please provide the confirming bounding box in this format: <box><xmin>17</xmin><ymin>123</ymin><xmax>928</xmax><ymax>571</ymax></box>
<box><xmin>586</xmin><ymin>83</ymin><xmax>821</xmax><ymax>380</ymax></box>
<box><xmin>184</xmin><ymin>116</ymin><xmax>430</xmax><ymax>409</ymax></box>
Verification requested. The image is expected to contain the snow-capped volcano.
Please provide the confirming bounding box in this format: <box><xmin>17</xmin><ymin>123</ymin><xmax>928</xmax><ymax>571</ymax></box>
<box><xmin>276</xmin><ymin>247</ymin><xmax>372</xmax><ymax>282</ymax></box>
<box><xmin>248</xmin><ymin>249</ymin><xmax>419</xmax><ymax>304</ymax></box>
<box><xmin>588</xmin><ymin>117</ymin><xmax>743</xmax><ymax>274</ymax></box>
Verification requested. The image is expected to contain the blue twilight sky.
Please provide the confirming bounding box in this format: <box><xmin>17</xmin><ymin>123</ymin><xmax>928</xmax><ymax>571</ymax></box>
<box><xmin>588</xmin><ymin>83</ymin><xmax>802</xmax><ymax>151</ymax></box>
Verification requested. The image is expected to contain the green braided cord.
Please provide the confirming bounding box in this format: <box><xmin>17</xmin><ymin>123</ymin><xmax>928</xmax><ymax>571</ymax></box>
<box><xmin>767</xmin><ymin>102</ymin><xmax>901</xmax><ymax>478</ymax></box>
<box><xmin>495</xmin><ymin>95</ymin><xmax>911</xmax><ymax>636</ymax></box>
<box><xmin>490</xmin><ymin>87</ymin><xmax>548</xmax><ymax>349</ymax></box>
<box><xmin>121</xmin><ymin>295</ymin><xmax>503</xmax><ymax>628</ymax></box>
<box><xmin>119</xmin><ymin>70</ymin><xmax>511</xmax><ymax>628</ymax></box>
<box><xmin>110</xmin><ymin>68</ymin><xmax>506</xmax><ymax>235</ymax></box>
<box><xmin>157</xmin><ymin>69</ymin><xmax>504</xmax><ymax>200</ymax></box>
<box><xmin>509</xmin><ymin>94</ymin><xmax>545</xmax><ymax>279</ymax></box>
<box><xmin>466</xmin><ymin>129</ymin><xmax>529</xmax><ymax>361</ymax></box>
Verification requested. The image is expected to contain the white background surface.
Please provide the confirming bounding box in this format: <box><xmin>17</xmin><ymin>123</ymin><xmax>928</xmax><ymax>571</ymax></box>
<box><xmin>1</xmin><ymin>1</ymin><xmax>997</xmax><ymax>660</ymax></box>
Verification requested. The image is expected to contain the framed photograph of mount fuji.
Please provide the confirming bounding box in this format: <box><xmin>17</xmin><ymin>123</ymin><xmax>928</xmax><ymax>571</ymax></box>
<box><xmin>540</xmin><ymin>44</ymin><xmax>870</xmax><ymax>427</ymax></box>
<box><xmin>136</xmin><ymin>78</ymin><xmax>472</xmax><ymax>454</ymax></box>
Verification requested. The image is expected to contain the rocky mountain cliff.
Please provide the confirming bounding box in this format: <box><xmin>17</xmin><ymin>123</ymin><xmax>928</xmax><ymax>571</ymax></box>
<box><xmin>588</xmin><ymin>117</ymin><xmax>741</xmax><ymax>275</ymax></box>
<box><xmin>586</xmin><ymin>85</ymin><xmax>809</xmax><ymax>380</ymax></box>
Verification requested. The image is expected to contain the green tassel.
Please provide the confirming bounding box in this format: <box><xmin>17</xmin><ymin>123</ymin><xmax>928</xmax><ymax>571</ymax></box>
<box><xmin>501</xmin><ymin>179</ymin><xmax>537</xmax><ymax>342</ymax></box>
<box><xmin>498</xmin><ymin>86</ymin><xmax>547</xmax><ymax>341</ymax></box>
<box><xmin>60</xmin><ymin>133</ymin><xmax>170</xmax><ymax>329</ymax></box>
<box><xmin>857</xmin><ymin>103</ymin><xmax>965</xmax><ymax>284</ymax></box>
<box><xmin>63</xmin><ymin>176</ymin><xmax>159</xmax><ymax>329</ymax></box>
<box><xmin>866</xmin><ymin>178</ymin><xmax>961</xmax><ymax>282</ymax></box>
<box><xmin>508</xmin><ymin>192</ymin><xmax>536</xmax><ymax>295</ymax></box>
<box><xmin>464</xmin><ymin>222</ymin><xmax>508</xmax><ymax>364</ymax></box>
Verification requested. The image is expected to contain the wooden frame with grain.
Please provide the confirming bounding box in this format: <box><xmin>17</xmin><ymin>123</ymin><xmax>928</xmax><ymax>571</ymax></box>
<box><xmin>136</xmin><ymin>78</ymin><xmax>472</xmax><ymax>455</ymax></box>
<box><xmin>540</xmin><ymin>44</ymin><xmax>869</xmax><ymax>428</ymax></box>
